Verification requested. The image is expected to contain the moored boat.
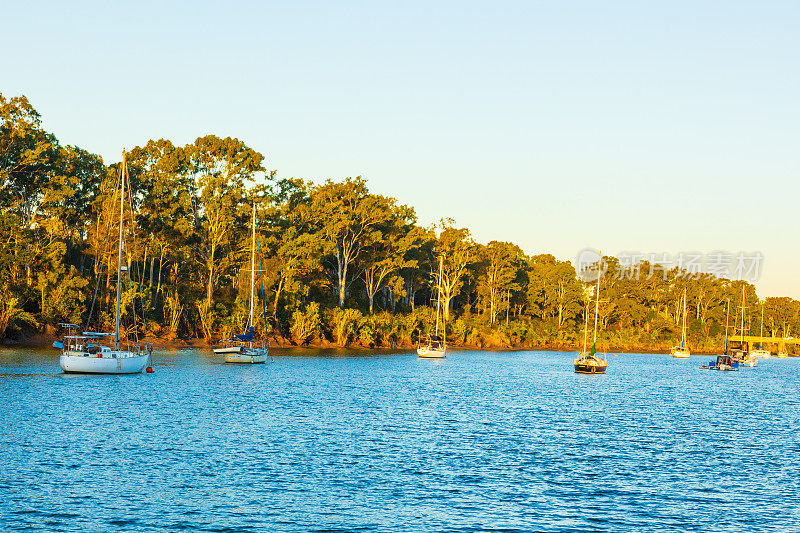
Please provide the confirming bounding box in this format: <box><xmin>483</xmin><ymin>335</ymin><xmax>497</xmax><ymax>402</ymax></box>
<box><xmin>418</xmin><ymin>256</ymin><xmax>447</xmax><ymax>359</ymax></box>
<box><xmin>670</xmin><ymin>288</ymin><xmax>691</xmax><ymax>358</ymax></box>
<box><xmin>702</xmin><ymin>298</ymin><xmax>740</xmax><ymax>371</ymax></box>
<box><xmin>750</xmin><ymin>301</ymin><xmax>770</xmax><ymax>359</ymax></box>
<box><xmin>574</xmin><ymin>257</ymin><xmax>606</xmax><ymax>374</ymax></box>
<box><xmin>701</xmin><ymin>355</ymin><xmax>740</xmax><ymax>371</ymax></box>
<box><xmin>54</xmin><ymin>152</ymin><xmax>152</xmax><ymax>374</ymax></box>
<box><xmin>213</xmin><ymin>205</ymin><xmax>270</xmax><ymax>364</ymax></box>
<box><xmin>417</xmin><ymin>335</ymin><xmax>446</xmax><ymax>358</ymax></box>
<box><xmin>574</xmin><ymin>352</ymin><xmax>607</xmax><ymax>374</ymax></box>
<box><xmin>58</xmin><ymin>329</ymin><xmax>151</xmax><ymax>374</ymax></box>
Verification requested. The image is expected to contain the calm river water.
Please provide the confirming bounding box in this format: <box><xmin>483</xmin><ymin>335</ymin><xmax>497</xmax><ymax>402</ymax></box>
<box><xmin>1</xmin><ymin>348</ymin><xmax>799</xmax><ymax>532</ymax></box>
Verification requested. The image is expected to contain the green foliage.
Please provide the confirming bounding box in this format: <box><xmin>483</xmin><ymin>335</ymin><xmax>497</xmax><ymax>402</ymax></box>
<box><xmin>290</xmin><ymin>302</ymin><xmax>321</xmax><ymax>345</ymax></box>
<box><xmin>0</xmin><ymin>294</ymin><xmax>38</xmax><ymax>339</ymax></box>
<box><xmin>329</xmin><ymin>307</ymin><xmax>362</xmax><ymax>347</ymax></box>
<box><xmin>164</xmin><ymin>292</ymin><xmax>184</xmax><ymax>337</ymax></box>
<box><xmin>1</xmin><ymin>90</ymin><xmax>799</xmax><ymax>353</ymax></box>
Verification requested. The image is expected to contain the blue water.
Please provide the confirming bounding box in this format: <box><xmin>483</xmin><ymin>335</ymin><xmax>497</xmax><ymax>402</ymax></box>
<box><xmin>1</xmin><ymin>348</ymin><xmax>799</xmax><ymax>532</ymax></box>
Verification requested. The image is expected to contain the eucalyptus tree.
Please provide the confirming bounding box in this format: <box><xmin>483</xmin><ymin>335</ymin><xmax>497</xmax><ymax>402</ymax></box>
<box><xmin>399</xmin><ymin>227</ymin><xmax>436</xmax><ymax>312</ymax></box>
<box><xmin>0</xmin><ymin>94</ymin><xmax>67</xmax><ymax>290</ymax></box>
<box><xmin>0</xmin><ymin>94</ymin><xmax>60</xmax><ymax>226</ymax></box>
<box><xmin>54</xmin><ymin>146</ymin><xmax>106</xmax><ymax>258</ymax></box>
<box><xmin>436</xmin><ymin>220</ymin><xmax>477</xmax><ymax>320</ymax></box>
<box><xmin>476</xmin><ymin>241</ymin><xmax>524</xmax><ymax>324</ymax></box>
<box><xmin>259</xmin><ymin>180</ymin><xmax>324</xmax><ymax>321</ymax></box>
<box><xmin>765</xmin><ymin>297</ymin><xmax>799</xmax><ymax>338</ymax></box>
<box><xmin>526</xmin><ymin>254</ymin><xmax>583</xmax><ymax>328</ymax></box>
<box><xmin>184</xmin><ymin>135</ymin><xmax>265</xmax><ymax>308</ymax></box>
<box><xmin>127</xmin><ymin>139</ymin><xmax>192</xmax><ymax>305</ymax></box>
<box><xmin>361</xmin><ymin>202</ymin><xmax>422</xmax><ymax>314</ymax></box>
<box><xmin>301</xmin><ymin>177</ymin><xmax>394</xmax><ymax>307</ymax></box>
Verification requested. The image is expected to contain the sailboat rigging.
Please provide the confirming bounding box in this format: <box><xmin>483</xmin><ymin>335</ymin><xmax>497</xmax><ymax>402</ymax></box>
<box><xmin>213</xmin><ymin>204</ymin><xmax>269</xmax><ymax>363</ymax></box>
<box><xmin>670</xmin><ymin>288</ymin><xmax>691</xmax><ymax>358</ymax></box>
<box><xmin>731</xmin><ymin>286</ymin><xmax>757</xmax><ymax>367</ymax></box>
<box><xmin>750</xmin><ymin>301</ymin><xmax>770</xmax><ymax>359</ymax></box>
<box><xmin>55</xmin><ymin>151</ymin><xmax>152</xmax><ymax>374</ymax></box>
<box><xmin>701</xmin><ymin>297</ymin><xmax>740</xmax><ymax>370</ymax></box>
<box><xmin>574</xmin><ymin>258</ymin><xmax>607</xmax><ymax>374</ymax></box>
<box><xmin>417</xmin><ymin>256</ymin><xmax>446</xmax><ymax>358</ymax></box>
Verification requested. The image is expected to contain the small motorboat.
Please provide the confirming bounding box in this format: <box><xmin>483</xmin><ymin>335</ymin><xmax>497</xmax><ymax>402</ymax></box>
<box><xmin>700</xmin><ymin>355</ymin><xmax>739</xmax><ymax>371</ymax></box>
<box><xmin>732</xmin><ymin>349</ymin><xmax>757</xmax><ymax>368</ymax></box>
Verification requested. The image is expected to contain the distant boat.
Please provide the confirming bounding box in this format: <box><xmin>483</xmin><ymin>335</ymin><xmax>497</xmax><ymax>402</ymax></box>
<box><xmin>670</xmin><ymin>288</ymin><xmax>691</xmax><ymax>358</ymax></box>
<box><xmin>55</xmin><ymin>152</ymin><xmax>152</xmax><ymax>374</ymax></box>
<box><xmin>749</xmin><ymin>301</ymin><xmax>770</xmax><ymax>359</ymax></box>
<box><xmin>778</xmin><ymin>351</ymin><xmax>789</xmax><ymax>358</ymax></box>
<box><xmin>731</xmin><ymin>286</ymin><xmax>757</xmax><ymax>367</ymax></box>
<box><xmin>213</xmin><ymin>204</ymin><xmax>269</xmax><ymax>363</ymax></box>
<box><xmin>418</xmin><ymin>256</ymin><xmax>446</xmax><ymax>358</ymax></box>
<box><xmin>701</xmin><ymin>355</ymin><xmax>740</xmax><ymax>371</ymax></box>
<box><xmin>574</xmin><ymin>259</ymin><xmax>607</xmax><ymax>374</ymax></box>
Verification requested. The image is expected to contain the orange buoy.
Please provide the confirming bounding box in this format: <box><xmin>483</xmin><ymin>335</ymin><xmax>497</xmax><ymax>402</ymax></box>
<box><xmin>145</xmin><ymin>366</ymin><xmax>154</xmax><ymax>373</ymax></box>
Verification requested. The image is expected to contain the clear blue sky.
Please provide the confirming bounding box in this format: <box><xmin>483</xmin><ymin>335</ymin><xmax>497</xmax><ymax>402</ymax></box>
<box><xmin>3</xmin><ymin>1</ymin><xmax>798</xmax><ymax>298</ymax></box>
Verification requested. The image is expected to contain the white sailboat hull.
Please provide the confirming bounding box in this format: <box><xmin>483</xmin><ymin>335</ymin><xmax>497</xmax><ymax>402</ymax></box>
<box><xmin>417</xmin><ymin>346</ymin><xmax>446</xmax><ymax>358</ymax></box>
<box><xmin>751</xmin><ymin>349</ymin><xmax>770</xmax><ymax>359</ymax></box>
<box><xmin>671</xmin><ymin>350</ymin><xmax>691</xmax><ymax>358</ymax></box>
<box><xmin>224</xmin><ymin>348</ymin><xmax>268</xmax><ymax>364</ymax></box>
<box><xmin>60</xmin><ymin>352</ymin><xmax>149</xmax><ymax>374</ymax></box>
<box><xmin>213</xmin><ymin>346</ymin><xmax>245</xmax><ymax>354</ymax></box>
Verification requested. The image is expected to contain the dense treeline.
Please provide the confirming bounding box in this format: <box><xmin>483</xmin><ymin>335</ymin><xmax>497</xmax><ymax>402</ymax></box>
<box><xmin>2</xmin><ymin>93</ymin><xmax>799</xmax><ymax>352</ymax></box>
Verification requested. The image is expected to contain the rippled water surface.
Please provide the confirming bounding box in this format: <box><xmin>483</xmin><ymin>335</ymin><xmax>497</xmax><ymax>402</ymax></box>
<box><xmin>2</xmin><ymin>348</ymin><xmax>799</xmax><ymax>532</ymax></box>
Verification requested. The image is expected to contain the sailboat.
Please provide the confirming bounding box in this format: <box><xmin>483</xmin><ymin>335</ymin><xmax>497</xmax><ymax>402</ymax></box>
<box><xmin>574</xmin><ymin>260</ymin><xmax>607</xmax><ymax>374</ymax></box>
<box><xmin>55</xmin><ymin>152</ymin><xmax>152</xmax><ymax>374</ymax></box>
<box><xmin>731</xmin><ymin>286</ymin><xmax>756</xmax><ymax>367</ymax></box>
<box><xmin>417</xmin><ymin>256</ymin><xmax>446</xmax><ymax>358</ymax></box>
<box><xmin>670</xmin><ymin>288</ymin><xmax>691</xmax><ymax>358</ymax></box>
<box><xmin>749</xmin><ymin>301</ymin><xmax>770</xmax><ymax>359</ymax></box>
<box><xmin>213</xmin><ymin>205</ymin><xmax>269</xmax><ymax>363</ymax></box>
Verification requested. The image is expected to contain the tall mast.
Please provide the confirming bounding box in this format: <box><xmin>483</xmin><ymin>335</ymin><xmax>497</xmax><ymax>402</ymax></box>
<box><xmin>740</xmin><ymin>285</ymin><xmax>745</xmax><ymax>344</ymax></box>
<box><xmin>249</xmin><ymin>204</ymin><xmax>256</xmax><ymax>329</ymax></box>
<box><xmin>759</xmin><ymin>301</ymin><xmax>764</xmax><ymax>348</ymax></box>
<box><xmin>593</xmin><ymin>257</ymin><xmax>601</xmax><ymax>344</ymax></box>
<box><xmin>582</xmin><ymin>298</ymin><xmax>589</xmax><ymax>353</ymax></box>
<box><xmin>114</xmin><ymin>152</ymin><xmax>126</xmax><ymax>350</ymax></box>
<box><xmin>682</xmin><ymin>288</ymin><xmax>687</xmax><ymax>348</ymax></box>
<box><xmin>724</xmin><ymin>298</ymin><xmax>730</xmax><ymax>355</ymax></box>
<box><xmin>435</xmin><ymin>256</ymin><xmax>442</xmax><ymax>337</ymax></box>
